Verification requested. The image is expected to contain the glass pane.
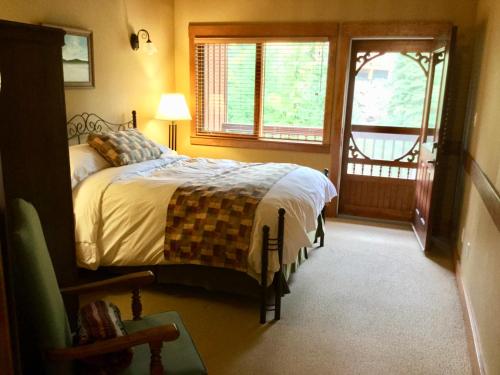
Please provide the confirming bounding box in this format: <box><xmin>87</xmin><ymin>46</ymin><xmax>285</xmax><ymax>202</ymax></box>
<box><xmin>428</xmin><ymin>55</ymin><xmax>445</xmax><ymax>131</ymax></box>
<box><xmin>351</xmin><ymin>132</ymin><xmax>419</xmax><ymax>161</ymax></box>
<box><xmin>352</xmin><ymin>52</ymin><xmax>428</xmax><ymax>128</ymax></box>
<box><xmin>226</xmin><ymin>44</ymin><xmax>256</xmax><ymax>128</ymax></box>
<box><xmin>196</xmin><ymin>43</ymin><xmax>256</xmax><ymax>135</ymax></box>
<box><xmin>261</xmin><ymin>42</ymin><xmax>329</xmax><ymax>142</ymax></box>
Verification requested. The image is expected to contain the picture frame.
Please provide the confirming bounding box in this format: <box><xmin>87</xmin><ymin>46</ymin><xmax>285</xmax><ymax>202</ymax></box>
<box><xmin>44</xmin><ymin>24</ymin><xmax>95</xmax><ymax>88</ymax></box>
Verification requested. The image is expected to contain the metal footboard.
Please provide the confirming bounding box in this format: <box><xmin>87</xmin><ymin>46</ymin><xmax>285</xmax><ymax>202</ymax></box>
<box><xmin>259</xmin><ymin>168</ymin><xmax>329</xmax><ymax>323</ymax></box>
<box><xmin>260</xmin><ymin>208</ymin><xmax>286</xmax><ymax>324</ymax></box>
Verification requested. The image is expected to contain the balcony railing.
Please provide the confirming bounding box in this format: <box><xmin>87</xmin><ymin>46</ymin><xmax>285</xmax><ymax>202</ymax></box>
<box><xmin>347</xmin><ymin>125</ymin><xmax>424</xmax><ymax>180</ymax></box>
<box><xmin>219</xmin><ymin>123</ymin><xmax>423</xmax><ymax>180</ymax></box>
<box><xmin>221</xmin><ymin>123</ymin><xmax>323</xmax><ymax>142</ymax></box>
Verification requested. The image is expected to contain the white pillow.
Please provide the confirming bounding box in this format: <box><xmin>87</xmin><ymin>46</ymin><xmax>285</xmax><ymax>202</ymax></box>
<box><xmin>69</xmin><ymin>144</ymin><xmax>111</xmax><ymax>188</ymax></box>
<box><xmin>156</xmin><ymin>142</ymin><xmax>177</xmax><ymax>156</ymax></box>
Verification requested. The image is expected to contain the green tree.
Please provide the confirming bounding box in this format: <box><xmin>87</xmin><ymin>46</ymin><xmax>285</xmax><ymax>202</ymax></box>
<box><xmin>385</xmin><ymin>54</ymin><xmax>427</xmax><ymax>127</ymax></box>
<box><xmin>226</xmin><ymin>42</ymin><xmax>329</xmax><ymax>130</ymax></box>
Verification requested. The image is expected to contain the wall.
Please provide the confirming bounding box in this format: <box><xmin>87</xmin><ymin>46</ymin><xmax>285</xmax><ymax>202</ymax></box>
<box><xmin>0</xmin><ymin>0</ymin><xmax>175</xmax><ymax>145</ymax></box>
<box><xmin>457</xmin><ymin>0</ymin><xmax>500</xmax><ymax>372</ymax></box>
<box><xmin>173</xmin><ymin>0</ymin><xmax>478</xmax><ymax>173</ymax></box>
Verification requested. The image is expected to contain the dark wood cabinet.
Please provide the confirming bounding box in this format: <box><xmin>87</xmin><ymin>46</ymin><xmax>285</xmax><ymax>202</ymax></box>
<box><xmin>0</xmin><ymin>19</ymin><xmax>77</xmax><ymax>373</ymax></box>
<box><xmin>0</xmin><ymin>19</ymin><xmax>76</xmax><ymax>287</ymax></box>
<box><xmin>0</xmin><ymin>152</ymin><xmax>16</xmax><ymax>374</ymax></box>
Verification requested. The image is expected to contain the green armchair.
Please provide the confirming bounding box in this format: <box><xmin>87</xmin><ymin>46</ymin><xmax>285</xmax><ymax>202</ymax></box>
<box><xmin>10</xmin><ymin>198</ymin><xmax>207</xmax><ymax>374</ymax></box>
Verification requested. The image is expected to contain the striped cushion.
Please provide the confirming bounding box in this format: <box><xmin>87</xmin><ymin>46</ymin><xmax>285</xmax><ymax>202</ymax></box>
<box><xmin>76</xmin><ymin>300</ymin><xmax>133</xmax><ymax>372</ymax></box>
<box><xmin>88</xmin><ymin>129</ymin><xmax>161</xmax><ymax>166</ymax></box>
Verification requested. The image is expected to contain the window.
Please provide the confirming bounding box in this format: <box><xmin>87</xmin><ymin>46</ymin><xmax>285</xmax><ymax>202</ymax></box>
<box><xmin>189</xmin><ymin>23</ymin><xmax>338</xmax><ymax>152</ymax></box>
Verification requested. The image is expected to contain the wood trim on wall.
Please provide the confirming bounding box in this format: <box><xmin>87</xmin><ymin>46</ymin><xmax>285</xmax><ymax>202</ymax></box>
<box><xmin>327</xmin><ymin>21</ymin><xmax>454</xmax><ymax>217</ymax></box>
<box><xmin>454</xmin><ymin>151</ymin><xmax>499</xmax><ymax>375</ymax></box>
<box><xmin>455</xmin><ymin>258</ymin><xmax>486</xmax><ymax>375</ymax></box>
<box><xmin>463</xmin><ymin>152</ymin><xmax>500</xmax><ymax>231</ymax></box>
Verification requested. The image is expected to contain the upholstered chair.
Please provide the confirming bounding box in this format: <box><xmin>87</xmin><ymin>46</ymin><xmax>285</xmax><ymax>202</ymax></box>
<box><xmin>10</xmin><ymin>198</ymin><xmax>207</xmax><ymax>374</ymax></box>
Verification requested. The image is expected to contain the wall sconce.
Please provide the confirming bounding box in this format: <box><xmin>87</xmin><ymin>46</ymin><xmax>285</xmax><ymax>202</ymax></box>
<box><xmin>130</xmin><ymin>29</ymin><xmax>157</xmax><ymax>55</ymax></box>
<box><xmin>155</xmin><ymin>93</ymin><xmax>192</xmax><ymax>151</ymax></box>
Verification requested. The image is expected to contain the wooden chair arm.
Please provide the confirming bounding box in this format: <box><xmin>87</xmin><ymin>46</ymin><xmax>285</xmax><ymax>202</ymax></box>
<box><xmin>46</xmin><ymin>323</ymin><xmax>179</xmax><ymax>361</ymax></box>
<box><xmin>60</xmin><ymin>271</ymin><xmax>155</xmax><ymax>295</ymax></box>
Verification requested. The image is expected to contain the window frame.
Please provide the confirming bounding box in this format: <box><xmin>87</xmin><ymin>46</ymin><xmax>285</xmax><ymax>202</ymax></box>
<box><xmin>189</xmin><ymin>22</ymin><xmax>339</xmax><ymax>153</ymax></box>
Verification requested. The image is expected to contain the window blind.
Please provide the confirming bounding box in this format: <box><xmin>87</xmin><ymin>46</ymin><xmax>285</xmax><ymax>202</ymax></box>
<box><xmin>194</xmin><ymin>39</ymin><xmax>330</xmax><ymax>142</ymax></box>
<box><xmin>195</xmin><ymin>42</ymin><xmax>258</xmax><ymax>136</ymax></box>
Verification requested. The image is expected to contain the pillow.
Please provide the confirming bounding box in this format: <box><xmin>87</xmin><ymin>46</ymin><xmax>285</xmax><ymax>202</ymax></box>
<box><xmin>69</xmin><ymin>144</ymin><xmax>111</xmax><ymax>189</ymax></box>
<box><xmin>76</xmin><ymin>300</ymin><xmax>133</xmax><ymax>373</ymax></box>
<box><xmin>157</xmin><ymin>142</ymin><xmax>173</xmax><ymax>155</ymax></box>
<box><xmin>88</xmin><ymin>129</ymin><xmax>162</xmax><ymax>167</ymax></box>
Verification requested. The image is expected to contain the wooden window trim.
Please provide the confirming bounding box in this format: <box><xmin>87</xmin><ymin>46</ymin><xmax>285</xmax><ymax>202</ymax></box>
<box><xmin>189</xmin><ymin>22</ymin><xmax>339</xmax><ymax>153</ymax></box>
<box><xmin>190</xmin><ymin>135</ymin><xmax>331</xmax><ymax>153</ymax></box>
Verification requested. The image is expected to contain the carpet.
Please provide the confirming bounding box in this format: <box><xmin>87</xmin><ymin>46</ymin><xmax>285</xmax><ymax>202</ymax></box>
<box><xmin>83</xmin><ymin>218</ymin><xmax>472</xmax><ymax>374</ymax></box>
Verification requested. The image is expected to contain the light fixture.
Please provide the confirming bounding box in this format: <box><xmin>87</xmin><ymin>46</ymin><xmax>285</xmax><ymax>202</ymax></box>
<box><xmin>130</xmin><ymin>29</ymin><xmax>157</xmax><ymax>55</ymax></box>
<box><xmin>155</xmin><ymin>93</ymin><xmax>191</xmax><ymax>151</ymax></box>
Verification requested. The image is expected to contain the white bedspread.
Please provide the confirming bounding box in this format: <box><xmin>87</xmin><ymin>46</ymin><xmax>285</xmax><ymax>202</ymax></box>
<box><xmin>73</xmin><ymin>155</ymin><xmax>337</xmax><ymax>281</ymax></box>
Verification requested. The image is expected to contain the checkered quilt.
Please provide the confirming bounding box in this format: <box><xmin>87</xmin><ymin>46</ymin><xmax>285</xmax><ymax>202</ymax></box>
<box><xmin>163</xmin><ymin>162</ymin><xmax>298</xmax><ymax>271</ymax></box>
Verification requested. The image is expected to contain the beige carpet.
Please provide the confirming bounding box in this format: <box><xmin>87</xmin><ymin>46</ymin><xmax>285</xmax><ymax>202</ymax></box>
<box><xmin>84</xmin><ymin>219</ymin><xmax>472</xmax><ymax>374</ymax></box>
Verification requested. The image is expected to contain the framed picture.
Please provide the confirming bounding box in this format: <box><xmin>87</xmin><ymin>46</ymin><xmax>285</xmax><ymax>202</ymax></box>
<box><xmin>44</xmin><ymin>25</ymin><xmax>95</xmax><ymax>87</ymax></box>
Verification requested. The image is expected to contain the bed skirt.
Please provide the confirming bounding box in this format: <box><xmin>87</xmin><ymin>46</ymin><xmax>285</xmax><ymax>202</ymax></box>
<box><xmin>78</xmin><ymin>247</ymin><xmax>306</xmax><ymax>299</ymax></box>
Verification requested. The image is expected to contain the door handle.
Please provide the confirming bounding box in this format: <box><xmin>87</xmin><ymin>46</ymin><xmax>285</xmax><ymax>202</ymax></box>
<box><xmin>427</xmin><ymin>160</ymin><xmax>436</xmax><ymax>165</ymax></box>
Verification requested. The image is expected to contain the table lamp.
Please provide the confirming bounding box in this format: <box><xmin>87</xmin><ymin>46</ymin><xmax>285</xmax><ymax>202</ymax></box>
<box><xmin>155</xmin><ymin>93</ymin><xmax>191</xmax><ymax>151</ymax></box>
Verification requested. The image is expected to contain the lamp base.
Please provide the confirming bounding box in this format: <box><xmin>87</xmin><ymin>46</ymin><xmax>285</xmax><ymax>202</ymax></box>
<box><xmin>168</xmin><ymin>122</ymin><xmax>177</xmax><ymax>151</ymax></box>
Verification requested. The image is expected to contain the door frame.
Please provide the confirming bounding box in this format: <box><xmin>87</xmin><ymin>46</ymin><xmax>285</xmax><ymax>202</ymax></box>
<box><xmin>338</xmin><ymin>38</ymin><xmax>444</xmax><ymax>221</ymax></box>
<box><xmin>327</xmin><ymin>22</ymin><xmax>454</xmax><ymax>217</ymax></box>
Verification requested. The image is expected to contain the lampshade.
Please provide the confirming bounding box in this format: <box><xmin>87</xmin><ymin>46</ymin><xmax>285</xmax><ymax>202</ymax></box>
<box><xmin>155</xmin><ymin>94</ymin><xmax>192</xmax><ymax>121</ymax></box>
<box><xmin>130</xmin><ymin>29</ymin><xmax>157</xmax><ymax>56</ymax></box>
<box><xmin>144</xmin><ymin>40</ymin><xmax>158</xmax><ymax>55</ymax></box>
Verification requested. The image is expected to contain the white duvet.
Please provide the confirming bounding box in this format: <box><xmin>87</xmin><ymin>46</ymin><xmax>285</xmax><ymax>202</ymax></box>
<box><xmin>73</xmin><ymin>155</ymin><xmax>337</xmax><ymax>281</ymax></box>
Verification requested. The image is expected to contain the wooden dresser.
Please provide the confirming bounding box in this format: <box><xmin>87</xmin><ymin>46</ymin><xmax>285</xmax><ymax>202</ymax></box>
<box><xmin>0</xmin><ymin>19</ymin><xmax>77</xmax><ymax>372</ymax></box>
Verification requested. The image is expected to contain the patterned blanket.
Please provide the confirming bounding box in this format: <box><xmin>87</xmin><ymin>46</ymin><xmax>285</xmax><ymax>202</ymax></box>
<box><xmin>163</xmin><ymin>162</ymin><xmax>298</xmax><ymax>271</ymax></box>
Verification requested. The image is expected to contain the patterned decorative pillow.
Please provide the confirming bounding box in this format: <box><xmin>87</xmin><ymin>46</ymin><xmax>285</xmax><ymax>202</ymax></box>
<box><xmin>76</xmin><ymin>300</ymin><xmax>133</xmax><ymax>373</ymax></box>
<box><xmin>87</xmin><ymin>129</ymin><xmax>162</xmax><ymax>166</ymax></box>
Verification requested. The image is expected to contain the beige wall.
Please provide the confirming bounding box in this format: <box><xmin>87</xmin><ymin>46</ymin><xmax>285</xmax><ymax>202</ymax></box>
<box><xmin>457</xmin><ymin>0</ymin><xmax>500</xmax><ymax>372</ymax></box>
<box><xmin>0</xmin><ymin>0</ymin><xmax>175</xmax><ymax>146</ymax></box>
<box><xmin>173</xmin><ymin>0</ymin><xmax>477</xmax><ymax>172</ymax></box>
<box><xmin>2</xmin><ymin>1</ymin><xmax>498</xmax><ymax>370</ymax></box>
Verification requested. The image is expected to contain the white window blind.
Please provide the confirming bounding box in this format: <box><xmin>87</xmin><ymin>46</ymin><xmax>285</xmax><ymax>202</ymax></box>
<box><xmin>194</xmin><ymin>39</ymin><xmax>330</xmax><ymax>143</ymax></box>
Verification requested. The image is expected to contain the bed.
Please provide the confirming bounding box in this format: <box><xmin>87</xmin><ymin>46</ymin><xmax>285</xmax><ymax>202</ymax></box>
<box><xmin>68</xmin><ymin>111</ymin><xmax>337</xmax><ymax>323</ymax></box>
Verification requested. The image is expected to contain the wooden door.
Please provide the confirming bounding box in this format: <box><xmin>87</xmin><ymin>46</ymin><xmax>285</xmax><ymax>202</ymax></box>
<box><xmin>339</xmin><ymin>40</ymin><xmax>443</xmax><ymax>221</ymax></box>
<box><xmin>413</xmin><ymin>41</ymin><xmax>452</xmax><ymax>250</ymax></box>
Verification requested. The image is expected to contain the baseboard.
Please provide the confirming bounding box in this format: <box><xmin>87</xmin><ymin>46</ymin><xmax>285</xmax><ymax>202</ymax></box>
<box><xmin>454</xmin><ymin>255</ymin><xmax>486</xmax><ymax>375</ymax></box>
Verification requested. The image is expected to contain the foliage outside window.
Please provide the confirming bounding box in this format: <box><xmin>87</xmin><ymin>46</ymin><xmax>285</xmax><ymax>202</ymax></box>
<box><xmin>190</xmin><ymin>23</ymin><xmax>337</xmax><ymax>151</ymax></box>
<box><xmin>351</xmin><ymin>52</ymin><xmax>428</xmax><ymax>128</ymax></box>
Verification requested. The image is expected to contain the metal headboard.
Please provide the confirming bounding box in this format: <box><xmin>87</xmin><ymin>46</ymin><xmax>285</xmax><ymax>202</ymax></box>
<box><xmin>67</xmin><ymin>110</ymin><xmax>137</xmax><ymax>144</ymax></box>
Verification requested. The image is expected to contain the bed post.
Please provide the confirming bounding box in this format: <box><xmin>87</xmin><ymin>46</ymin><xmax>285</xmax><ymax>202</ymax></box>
<box><xmin>320</xmin><ymin>168</ymin><xmax>329</xmax><ymax>247</ymax></box>
<box><xmin>314</xmin><ymin>169</ymin><xmax>329</xmax><ymax>247</ymax></box>
<box><xmin>132</xmin><ymin>110</ymin><xmax>137</xmax><ymax>129</ymax></box>
<box><xmin>260</xmin><ymin>208</ymin><xmax>287</xmax><ymax>324</ymax></box>
<box><xmin>274</xmin><ymin>208</ymin><xmax>286</xmax><ymax>321</ymax></box>
<box><xmin>260</xmin><ymin>225</ymin><xmax>270</xmax><ymax>324</ymax></box>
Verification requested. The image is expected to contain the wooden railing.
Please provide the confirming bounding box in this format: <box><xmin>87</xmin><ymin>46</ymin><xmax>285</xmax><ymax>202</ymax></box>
<box><xmin>221</xmin><ymin>123</ymin><xmax>323</xmax><ymax>141</ymax></box>
<box><xmin>347</xmin><ymin>124</ymin><xmax>423</xmax><ymax>180</ymax></box>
